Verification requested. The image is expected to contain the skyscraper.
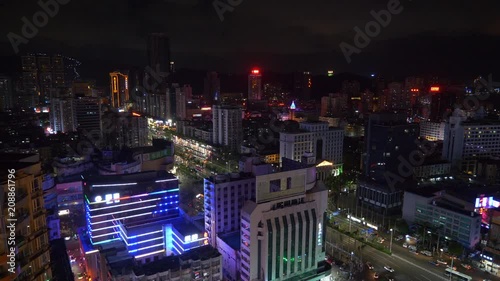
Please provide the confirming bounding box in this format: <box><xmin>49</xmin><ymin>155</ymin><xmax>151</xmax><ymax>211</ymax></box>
<box><xmin>293</xmin><ymin>71</ymin><xmax>312</xmax><ymax>101</ymax></box>
<box><xmin>212</xmin><ymin>105</ymin><xmax>243</xmax><ymax>152</ymax></box>
<box><xmin>21</xmin><ymin>54</ymin><xmax>65</xmax><ymax>107</ymax></box>
<box><xmin>0</xmin><ymin>75</ymin><xmax>13</xmax><ymax>111</ymax></box>
<box><xmin>147</xmin><ymin>33</ymin><xmax>171</xmax><ymax>74</ymax></box>
<box><xmin>203</xmin><ymin>71</ymin><xmax>221</xmax><ymax>104</ymax></box>
<box><xmin>204</xmin><ymin>158</ymin><xmax>331</xmax><ymax>281</ymax></box>
<box><xmin>50</xmin><ymin>98</ymin><xmax>75</xmax><ymax>133</ymax></box>
<box><xmin>248</xmin><ymin>69</ymin><xmax>262</xmax><ymax>101</ymax></box>
<box><xmin>109</xmin><ymin>71</ymin><xmax>129</xmax><ymax>109</ymax></box>
<box><xmin>74</xmin><ymin>96</ymin><xmax>101</xmax><ymax>134</ymax></box>
<box><xmin>0</xmin><ymin>156</ymin><xmax>53</xmax><ymax>281</ymax></box>
<box><xmin>364</xmin><ymin>113</ymin><xmax>419</xmax><ymax>183</ymax></box>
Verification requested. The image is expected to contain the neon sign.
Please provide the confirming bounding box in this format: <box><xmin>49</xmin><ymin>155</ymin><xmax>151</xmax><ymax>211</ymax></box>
<box><xmin>95</xmin><ymin>193</ymin><xmax>120</xmax><ymax>204</ymax></box>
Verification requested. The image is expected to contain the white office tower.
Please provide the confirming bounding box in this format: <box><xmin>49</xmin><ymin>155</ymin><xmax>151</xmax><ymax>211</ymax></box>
<box><xmin>240</xmin><ymin>158</ymin><xmax>330</xmax><ymax>281</ymax></box>
<box><xmin>212</xmin><ymin>104</ymin><xmax>243</xmax><ymax>152</ymax></box>
<box><xmin>205</xmin><ymin>158</ymin><xmax>331</xmax><ymax>281</ymax></box>
<box><xmin>280</xmin><ymin>121</ymin><xmax>344</xmax><ymax>166</ymax></box>
<box><xmin>443</xmin><ymin>112</ymin><xmax>500</xmax><ymax>167</ymax></box>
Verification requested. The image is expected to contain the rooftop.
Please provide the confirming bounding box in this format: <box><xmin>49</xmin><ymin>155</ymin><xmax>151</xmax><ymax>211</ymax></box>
<box><xmin>433</xmin><ymin>199</ymin><xmax>480</xmax><ymax>217</ymax></box>
<box><xmin>0</xmin><ymin>152</ymin><xmax>38</xmax><ymax>162</ymax></box>
<box><xmin>219</xmin><ymin>232</ymin><xmax>241</xmax><ymax>250</ymax></box>
<box><xmin>406</xmin><ymin>187</ymin><xmax>443</xmax><ymax>198</ymax></box>
<box><xmin>179</xmin><ymin>245</ymin><xmax>220</xmax><ymax>261</ymax></box>
<box><xmin>172</xmin><ymin>219</ymin><xmax>204</xmax><ymax>237</ymax></box>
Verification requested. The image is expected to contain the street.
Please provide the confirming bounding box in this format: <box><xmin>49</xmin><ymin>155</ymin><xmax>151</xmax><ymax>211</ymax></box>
<box><xmin>326</xmin><ymin>226</ymin><xmax>498</xmax><ymax>281</ymax></box>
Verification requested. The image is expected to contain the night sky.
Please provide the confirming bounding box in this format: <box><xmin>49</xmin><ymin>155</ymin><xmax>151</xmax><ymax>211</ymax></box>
<box><xmin>1</xmin><ymin>0</ymin><xmax>499</xmax><ymax>76</ymax></box>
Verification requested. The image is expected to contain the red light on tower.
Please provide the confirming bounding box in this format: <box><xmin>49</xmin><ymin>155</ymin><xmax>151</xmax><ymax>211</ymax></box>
<box><xmin>430</xmin><ymin>86</ymin><xmax>440</xmax><ymax>92</ymax></box>
<box><xmin>251</xmin><ymin>69</ymin><xmax>260</xmax><ymax>75</ymax></box>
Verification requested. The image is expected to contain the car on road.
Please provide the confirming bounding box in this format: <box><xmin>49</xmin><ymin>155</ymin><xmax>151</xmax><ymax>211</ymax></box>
<box><xmin>77</xmin><ymin>273</ymin><xmax>84</xmax><ymax>280</ymax></box>
<box><xmin>395</xmin><ymin>235</ymin><xmax>404</xmax><ymax>241</ymax></box>
<box><xmin>402</xmin><ymin>242</ymin><xmax>408</xmax><ymax>248</ymax></box>
<box><xmin>384</xmin><ymin>266</ymin><xmax>395</xmax><ymax>273</ymax></box>
<box><xmin>420</xmin><ymin>250</ymin><xmax>432</xmax><ymax>257</ymax></box>
<box><xmin>374</xmin><ymin>272</ymin><xmax>379</xmax><ymax>279</ymax></box>
<box><xmin>366</xmin><ymin>262</ymin><xmax>374</xmax><ymax>270</ymax></box>
<box><xmin>408</xmin><ymin>245</ymin><xmax>417</xmax><ymax>251</ymax></box>
<box><xmin>437</xmin><ymin>259</ymin><xmax>447</xmax><ymax>265</ymax></box>
<box><xmin>461</xmin><ymin>263</ymin><xmax>472</xmax><ymax>270</ymax></box>
<box><xmin>378</xmin><ymin>238</ymin><xmax>385</xmax><ymax>243</ymax></box>
<box><xmin>386</xmin><ymin>277</ymin><xmax>395</xmax><ymax>281</ymax></box>
<box><xmin>428</xmin><ymin>261</ymin><xmax>439</xmax><ymax>266</ymax></box>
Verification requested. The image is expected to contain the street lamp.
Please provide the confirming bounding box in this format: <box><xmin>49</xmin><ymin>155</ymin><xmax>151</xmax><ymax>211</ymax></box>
<box><xmin>389</xmin><ymin>229</ymin><xmax>393</xmax><ymax>253</ymax></box>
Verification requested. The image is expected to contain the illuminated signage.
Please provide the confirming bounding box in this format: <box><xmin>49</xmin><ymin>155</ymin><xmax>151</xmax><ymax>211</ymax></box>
<box><xmin>95</xmin><ymin>193</ymin><xmax>120</xmax><ymax>204</ymax></box>
<box><xmin>201</xmin><ymin>107</ymin><xmax>211</xmax><ymax>111</ymax></box>
<box><xmin>290</xmin><ymin>101</ymin><xmax>296</xmax><ymax>110</ymax></box>
<box><xmin>327</xmin><ymin>70</ymin><xmax>334</xmax><ymax>77</ymax></box>
<box><xmin>411</xmin><ymin>88</ymin><xmax>419</xmax><ymax>92</ymax></box>
<box><xmin>475</xmin><ymin>196</ymin><xmax>500</xmax><ymax>209</ymax></box>
<box><xmin>251</xmin><ymin>69</ymin><xmax>260</xmax><ymax>74</ymax></box>
<box><xmin>430</xmin><ymin>86</ymin><xmax>440</xmax><ymax>92</ymax></box>
<box><xmin>113</xmin><ymin>76</ymin><xmax>118</xmax><ymax>93</ymax></box>
<box><xmin>317</xmin><ymin>223</ymin><xmax>322</xmax><ymax>246</ymax></box>
<box><xmin>58</xmin><ymin>209</ymin><xmax>70</xmax><ymax>216</ymax></box>
<box><xmin>132</xmin><ymin>112</ymin><xmax>141</xmax><ymax>117</ymax></box>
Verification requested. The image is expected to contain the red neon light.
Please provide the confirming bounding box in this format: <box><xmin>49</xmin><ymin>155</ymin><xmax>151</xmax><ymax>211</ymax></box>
<box><xmin>251</xmin><ymin>69</ymin><xmax>260</xmax><ymax>74</ymax></box>
<box><xmin>411</xmin><ymin>88</ymin><xmax>419</xmax><ymax>92</ymax></box>
<box><xmin>430</xmin><ymin>86</ymin><xmax>440</xmax><ymax>92</ymax></box>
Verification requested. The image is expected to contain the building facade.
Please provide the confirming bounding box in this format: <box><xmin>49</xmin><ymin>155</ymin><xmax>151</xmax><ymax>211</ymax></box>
<box><xmin>212</xmin><ymin>105</ymin><xmax>243</xmax><ymax>152</ymax></box>
<box><xmin>0</xmin><ymin>156</ymin><xmax>52</xmax><ymax>281</ymax></box>
<box><xmin>443</xmin><ymin>116</ymin><xmax>500</xmax><ymax>167</ymax></box>
<box><xmin>419</xmin><ymin>121</ymin><xmax>445</xmax><ymax>141</ymax></box>
<box><xmin>110</xmin><ymin>71</ymin><xmax>130</xmax><ymax>109</ymax></box>
<box><xmin>402</xmin><ymin>189</ymin><xmax>481</xmax><ymax>249</ymax></box>
<box><xmin>248</xmin><ymin>69</ymin><xmax>262</xmax><ymax>101</ymax></box>
<box><xmin>279</xmin><ymin>121</ymin><xmax>344</xmax><ymax>167</ymax></box>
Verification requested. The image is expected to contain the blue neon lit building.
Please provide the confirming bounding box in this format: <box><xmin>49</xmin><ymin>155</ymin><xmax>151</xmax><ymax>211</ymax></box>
<box><xmin>84</xmin><ymin>170</ymin><xmax>184</xmax><ymax>259</ymax></box>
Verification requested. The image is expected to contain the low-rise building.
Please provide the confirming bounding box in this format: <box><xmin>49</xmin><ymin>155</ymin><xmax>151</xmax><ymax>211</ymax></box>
<box><xmin>402</xmin><ymin>188</ymin><xmax>481</xmax><ymax>249</ymax></box>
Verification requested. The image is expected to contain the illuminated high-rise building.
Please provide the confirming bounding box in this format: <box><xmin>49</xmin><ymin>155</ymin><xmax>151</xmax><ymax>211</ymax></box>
<box><xmin>212</xmin><ymin>105</ymin><xmax>243</xmax><ymax>152</ymax></box>
<box><xmin>82</xmin><ymin>171</ymin><xmax>211</xmax><ymax>281</ymax></box>
<box><xmin>50</xmin><ymin>98</ymin><xmax>75</xmax><ymax>133</ymax></box>
<box><xmin>248</xmin><ymin>69</ymin><xmax>262</xmax><ymax>101</ymax></box>
<box><xmin>205</xmin><ymin>158</ymin><xmax>331</xmax><ymax>281</ymax></box>
<box><xmin>21</xmin><ymin>54</ymin><xmax>65</xmax><ymax>107</ymax></box>
<box><xmin>109</xmin><ymin>71</ymin><xmax>129</xmax><ymax>109</ymax></box>
<box><xmin>0</xmin><ymin>155</ymin><xmax>53</xmax><ymax>281</ymax></box>
<box><xmin>0</xmin><ymin>75</ymin><xmax>13</xmax><ymax>111</ymax></box>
